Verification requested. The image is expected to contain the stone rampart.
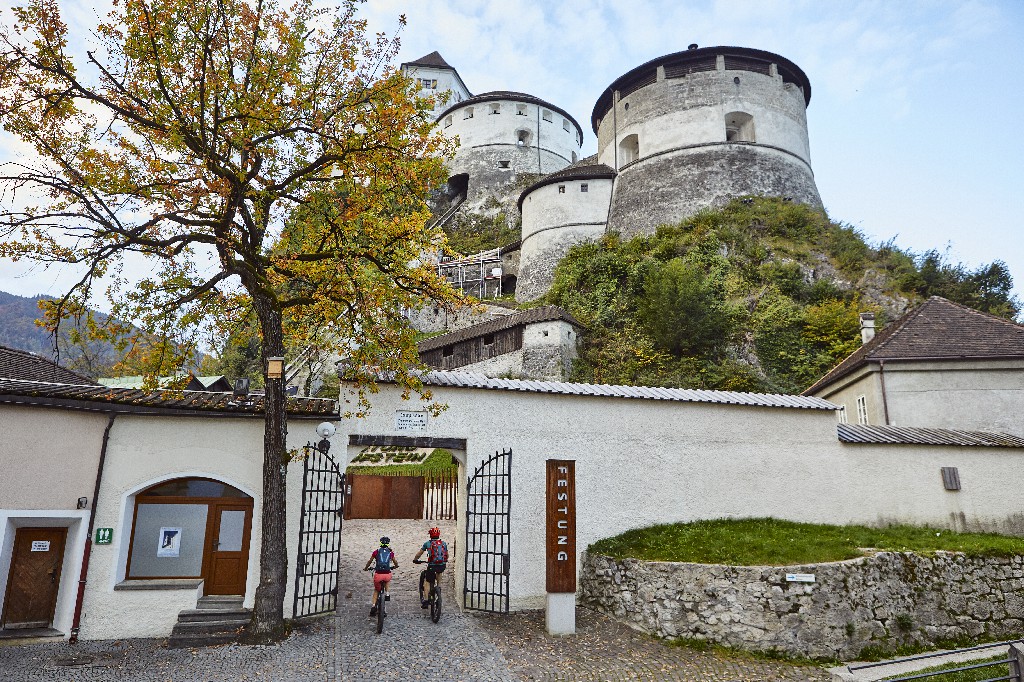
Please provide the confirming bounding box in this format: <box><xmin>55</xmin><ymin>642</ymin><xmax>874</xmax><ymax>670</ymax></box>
<box><xmin>581</xmin><ymin>551</ymin><xmax>1024</xmax><ymax>659</ymax></box>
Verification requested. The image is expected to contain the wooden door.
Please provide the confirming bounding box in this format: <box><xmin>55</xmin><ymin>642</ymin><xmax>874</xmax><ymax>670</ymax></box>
<box><xmin>203</xmin><ymin>504</ymin><xmax>252</xmax><ymax>595</ymax></box>
<box><xmin>2</xmin><ymin>528</ymin><xmax>67</xmax><ymax>629</ymax></box>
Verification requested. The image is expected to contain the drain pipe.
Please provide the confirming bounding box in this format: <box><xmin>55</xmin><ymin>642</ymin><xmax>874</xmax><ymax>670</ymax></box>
<box><xmin>878</xmin><ymin>360</ymin><xmax>891</xmax><ymax>426</ymax></box>
<box><xmin>69</xmin><ymin>413</ymin><xmax>116</xmax><ymax>643</ymax></box>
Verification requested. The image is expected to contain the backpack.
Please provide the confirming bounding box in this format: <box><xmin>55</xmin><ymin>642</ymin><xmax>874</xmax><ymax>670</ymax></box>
<box><xmin>375</xmin><ymin>546</ymin><xmax>393</xmax><ymax>572</ymax></box>
<box><xmin>428</xmin><ymin>539</ymin><xmax>449</xmax><ymax>565</ymax></box>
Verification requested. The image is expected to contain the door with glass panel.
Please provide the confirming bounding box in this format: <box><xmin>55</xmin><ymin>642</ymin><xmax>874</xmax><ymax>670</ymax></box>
<box><xmin>204</xmin><ymin>504</ymin><xmax>253</xmax><ymax>595</ymax></box>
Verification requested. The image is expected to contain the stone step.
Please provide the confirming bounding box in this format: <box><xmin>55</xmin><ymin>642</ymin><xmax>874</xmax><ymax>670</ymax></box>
<box><xmin>196</xmin><ymin>595</ymin><xmax>244</xmax><ymax>610</ymax></box>
<box><xmin>167</xmin><ymin>632</ymin><xmax>241</xmax><ymax>649</ymax></box>
<box><xmin>171</xmin><ymin>619</ymin><xmax>248</xmax><ymax>635</ymax></box>
<box><xmin>176</xmin><ymin>608</ymin><xmax>251</xmax><ymax>623</ymax></box>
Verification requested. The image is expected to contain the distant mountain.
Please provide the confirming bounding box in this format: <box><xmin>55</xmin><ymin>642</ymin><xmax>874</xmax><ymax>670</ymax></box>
<box><xmin>0</xmin><ymin>290</ymin><xmax>119</xmax><ymax>377</ymax></box>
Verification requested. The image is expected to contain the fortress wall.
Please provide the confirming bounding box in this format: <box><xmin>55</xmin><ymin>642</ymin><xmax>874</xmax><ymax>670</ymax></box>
<box><xmin>606</xmin><ymin>144</ymin><xmax>821</xmax><ymax>238</ymax></box>
<box><xmin>517</xmin><ymin>178</ymin><xmax>613</xmax><ymax>301</ymax></box>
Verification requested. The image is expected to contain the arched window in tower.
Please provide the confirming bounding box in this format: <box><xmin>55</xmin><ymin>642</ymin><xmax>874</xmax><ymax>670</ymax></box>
<box><xmin>516</xmin><ymin>129</ymin><xmax>532</xmax><ymax>148</ymax></box>
<box><xmin>571</xmin><ymin>151</ymin><xmax>578</xmax><ymax>163</ymax></box>
<box><xmin>619</xmin><ymin>134</ymin><xmax>640</xmax><ymax>165</ymax></box>
<box><xmin>725</xmin><ymin>111</ymin><xmax>755</xmax><ymax>142</ymax></box>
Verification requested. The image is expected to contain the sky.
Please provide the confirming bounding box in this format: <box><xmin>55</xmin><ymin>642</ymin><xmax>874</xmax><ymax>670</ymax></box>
<box><xmin>1</xmin><ymin>0</ymin><xmax>1022</xmax><ymax>306</ymax></box>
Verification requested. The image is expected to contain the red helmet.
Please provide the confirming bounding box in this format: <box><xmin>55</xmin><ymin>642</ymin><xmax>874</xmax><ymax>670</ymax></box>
<box><xmin>428</xmin><ymin>527</ymin><xmax>441</xmax><ymax>538</ymax></box>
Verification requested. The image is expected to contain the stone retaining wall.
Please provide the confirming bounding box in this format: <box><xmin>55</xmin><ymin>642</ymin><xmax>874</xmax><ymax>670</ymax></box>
<box><xmin>580</xmin><ymin>551</ymin><xmax>1024</xmax><ymax>659</ymax></box>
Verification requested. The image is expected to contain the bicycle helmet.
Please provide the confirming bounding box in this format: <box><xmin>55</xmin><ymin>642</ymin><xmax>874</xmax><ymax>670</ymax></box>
<box><xmin>428</xmin><ymin>527</ymin><xmax>441</xmax><ymax>538</ymax></box>
<box><xmin>379</xmin><ymin>536</ymin><xmax>390</xmax><ymax>546</ymax></box>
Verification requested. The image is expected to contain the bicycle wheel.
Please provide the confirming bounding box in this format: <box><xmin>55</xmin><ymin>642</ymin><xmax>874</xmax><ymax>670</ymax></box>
<box><xmin>430</xmin><ymin>586</ymin><xmax>442</xmax><ymax>623</ymax></box>
<box><xmin>376</xmin><ymin>588</ymin><xmax>385</xmax><ymax>634</ymax></box>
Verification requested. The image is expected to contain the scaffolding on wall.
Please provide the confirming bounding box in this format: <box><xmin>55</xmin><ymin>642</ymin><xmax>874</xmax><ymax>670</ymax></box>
<box><xmin>438</xmin><ymin>248</ymin><xmax>504</xmax><ymax>299</ymax></box>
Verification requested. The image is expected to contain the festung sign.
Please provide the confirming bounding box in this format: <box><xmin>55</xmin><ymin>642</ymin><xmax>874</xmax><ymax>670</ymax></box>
<box><xmin>546</xmin><ymin>459</ymin><xmax>576</xmax><ymax>593</ymax></box>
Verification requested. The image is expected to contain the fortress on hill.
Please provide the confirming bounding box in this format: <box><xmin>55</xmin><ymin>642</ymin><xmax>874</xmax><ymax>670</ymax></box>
<box><xmin>402</xmin><ymin>45</ymin><xmax>823</xmax><ymax>302</ymax></box>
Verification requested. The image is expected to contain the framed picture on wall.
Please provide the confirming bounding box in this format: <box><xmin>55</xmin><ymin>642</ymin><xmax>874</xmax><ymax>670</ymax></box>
<box><xmin>157</xmin><ymin>527</ymin><xmax>182</xmax><ymax>557</ymax></box>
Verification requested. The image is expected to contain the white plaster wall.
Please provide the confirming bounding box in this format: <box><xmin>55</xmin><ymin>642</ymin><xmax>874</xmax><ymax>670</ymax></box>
<box><xmin>597</xmin><ymin>69</ymin><xmax>811</xmax><ymax>168</ymax></box>
<box><xmin>0</xmin><ymin>405</ymin><xmax>109</xmax><ymax>510</ymax></box>
<box><xmin>0</xmin><ymin>510</ymin><xmax>88</xmax><ymax>637</ymax></box>
<box><xmin>443</xmin><ymin>99</ymin><xmax>581</xmax><ymax>168</ymax></box>
<box><xmin>403</xmin><ymin>65</ymin><xmax>470</xmax><ymax>116</ymax></box>
<box><xmin>457</xmin><ymin>349</ymin><xmax>524</xmax><ymax>378</ymax></box>
<box><xmin>814</xmin><ymin>361</ymin><xmax>1024</xmax><ymax>433</ymax></box>
<box><xmin>341</xmin><ymin>383</ymin><xmax>1024</xmax><ymax>611</ymax></box>
<box><xmin>79</xmin><ymin>414</ymin><xmax>336</xmax><ymax>640</ymax></box>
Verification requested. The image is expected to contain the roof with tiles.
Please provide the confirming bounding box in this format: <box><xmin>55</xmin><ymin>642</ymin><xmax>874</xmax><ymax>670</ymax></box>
<box><xmin>418</xmin><ymin>306</ymin><xmax>583</xmax><ymax>353</ymax></box>
<box><xmin>0</xmin><ymin>344</ymin><xmax>96</xmax><ymax>385</ymax></box>
<box><xmin>401</xmin><ymin>51</ymin><xmax>455</xmax><ymax>70</ymax></box>
<box><xmin>0</xmin><ymin>377</ymin><xmax>336</xmax><ymax>418</ymax></box>
<box><xmin>804</xmin><ymin>297</ymin><xmax>1024</xmax><ymax>395</ymax></box>
<box><xmin>393</xmin><ymin>369</ymin><xmax>838</xmax><ymax>410</ymax></box>
<box><xmin>838</xmin><ymin>423</ymin><xmax>1024</xmax><ymax>448</ymax></box>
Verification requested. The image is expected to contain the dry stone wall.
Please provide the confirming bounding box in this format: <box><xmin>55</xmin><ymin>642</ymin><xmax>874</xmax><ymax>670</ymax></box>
<box><xmin>581</xmin><ymin>551</ymin><xmax>1024</xmax><ymax>659</ymax></box>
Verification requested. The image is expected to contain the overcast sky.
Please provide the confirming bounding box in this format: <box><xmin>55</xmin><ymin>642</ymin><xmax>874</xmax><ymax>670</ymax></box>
<box><xmin>2</xmin><ymin>0</ymin><xmax>1022</xmax><ymax>307</ymax></box>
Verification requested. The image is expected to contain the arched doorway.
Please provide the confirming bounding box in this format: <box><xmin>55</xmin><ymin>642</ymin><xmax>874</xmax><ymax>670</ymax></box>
<box><xmin>124</xmin><ymin>477</ymin><xmax>253</xmax><ymax>596</ymax></box>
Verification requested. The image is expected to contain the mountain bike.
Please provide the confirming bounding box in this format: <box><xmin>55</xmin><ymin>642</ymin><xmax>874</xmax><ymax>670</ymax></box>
<box><xmin>365</xmin><ymin>568</ymin><xmax>388</xmax><ymax>634</ymax></box>
<box><xmin>414</xmin><ymin>559</ymin><xmax>442</xmax><ymax>623</ymax></box>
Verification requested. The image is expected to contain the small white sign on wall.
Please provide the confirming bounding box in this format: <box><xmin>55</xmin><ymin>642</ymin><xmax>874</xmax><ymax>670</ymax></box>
<box><xmin>395</xmin><ymin>410</ymin><xmax>428</xmax><ymax>432</ymax></box>
<box><xmin>31</xmin><ymin>541</ymin><xmax>50</xmax><ymax>552</ymax></box>
<box><xmin>785</xmin><ymin>573</ymin><xmax>816</xmax><ymax>583</ymax></box>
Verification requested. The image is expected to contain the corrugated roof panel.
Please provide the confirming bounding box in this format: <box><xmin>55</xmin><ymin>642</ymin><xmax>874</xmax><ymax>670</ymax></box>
<box><xmin>837</xmin><ymin>423</ymin><xmax>1024</xmax><ymax>448</ymax></box>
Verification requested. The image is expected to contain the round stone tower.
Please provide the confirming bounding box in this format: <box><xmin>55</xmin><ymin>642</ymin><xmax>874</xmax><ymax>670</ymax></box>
<box><xmin>437</xmin><ymin>92</ymin><xmax>584</xmax><ymax>206</ymax></box>
<box><xmin>593</xmin><ymin>45</ymin><xmax>822</xmax><ymax>238</ymax></box>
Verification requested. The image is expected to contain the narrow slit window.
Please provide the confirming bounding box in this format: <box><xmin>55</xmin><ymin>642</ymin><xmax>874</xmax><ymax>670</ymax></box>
<box><xmin>558</xmin><ymin>185</ymin><xmax>565</xmax><ymax>193</ymax></box>
<box><xmin>856</xmin><ymin>395</ymin><xmax>868</xmax><ymax>425</ymax></box>
<box><xmin>497</xmin><ymin>160</ymin><xmax>510</xmax><ymax>169</ymax></box>
<box><xmin>580</xmin><ymin>183</ymin><xmax>588</xmax><ymax>192</ymax></box>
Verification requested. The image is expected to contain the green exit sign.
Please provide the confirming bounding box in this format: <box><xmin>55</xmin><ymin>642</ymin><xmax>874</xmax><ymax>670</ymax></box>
<box><xmin>95</xmin><ymin>528</ymin><xmax>113</xmax><ymax>545</ymax></box>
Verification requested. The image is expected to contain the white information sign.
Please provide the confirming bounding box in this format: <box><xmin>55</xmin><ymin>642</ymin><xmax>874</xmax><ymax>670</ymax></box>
<box><xmin>785</xmin><ymin>573</ymin><xmax>816</xmax><ymax>583</ymax></box>
<box><xmin>30</xmin><ymin>541</ymin><xmax>50</xmax><ymax>552</ymax></box>
<box><xmin>157</xmin><ymin>527</ymin><xmax>182</xmax><ymax>557</ymax></box>
<box><xmin>395</xmin><ymin>410</ymin><xmax>428</xmax><ymax>432</ymax></box>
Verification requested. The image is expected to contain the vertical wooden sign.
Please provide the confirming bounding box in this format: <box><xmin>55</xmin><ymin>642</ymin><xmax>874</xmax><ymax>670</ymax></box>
<box><xmin>546</xmin><ymin>459</ymin><xmax>576</xmax><ymax>592</ymax></box>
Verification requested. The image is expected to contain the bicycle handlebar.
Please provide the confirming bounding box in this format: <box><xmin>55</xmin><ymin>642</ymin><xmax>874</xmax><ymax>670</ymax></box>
<box><xmin>413</xmin><ymin>559</ymin><xmax>424</xmax><ymax>564</ymax></box>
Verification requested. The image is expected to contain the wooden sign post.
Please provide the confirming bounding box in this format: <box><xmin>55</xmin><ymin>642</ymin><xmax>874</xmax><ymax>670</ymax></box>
<box><xmin>545</xmin><ymin>459</ymin><xmax>576</xmax><ymax>634</ymax></box>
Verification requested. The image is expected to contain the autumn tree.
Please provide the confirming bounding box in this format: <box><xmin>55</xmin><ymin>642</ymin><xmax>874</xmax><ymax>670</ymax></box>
<box><xmin>0</xmin><ymin>0</ymin><xmax>463</xmax><ymax>641</ymax></box>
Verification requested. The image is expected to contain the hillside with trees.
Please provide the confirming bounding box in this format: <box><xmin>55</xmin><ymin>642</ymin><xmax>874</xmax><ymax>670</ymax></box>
<box><xmin>541</xmin><ymin>197</ymin><xmax>1019</xmax><ymax>394</ymax></box>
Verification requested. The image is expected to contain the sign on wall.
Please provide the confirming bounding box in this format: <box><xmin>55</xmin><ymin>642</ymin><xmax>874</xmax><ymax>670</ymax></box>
<box><xmin>157</xmin><ymin>527</ymin><xmax>182</xmax><ymax>557</ymax></box>
<box><xmin>395</xmin><ymin>410</ymin><xmax>428</xmax><ymax>432</ymax></box>
<box><xmin>30</xmin><ymin>540</ymin><xmax>50</xmax><ymax>552</ymax></box>
<box><xmin>546</xmin><ymin>459</ymin><xmax>576</xmax><ymax>593</ymax></box>
<box><xmin>95</xmin><ymin>528</ymin><xmax>113</xmax><ymax>545</ymax></box>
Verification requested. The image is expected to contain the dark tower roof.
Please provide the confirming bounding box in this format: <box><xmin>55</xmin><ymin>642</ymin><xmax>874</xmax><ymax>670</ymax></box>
<box><xmin>591</xmin><ymin>45</ymin><xmax>812</xmax><ymax>134</ymax></box>
<box><xmin>402</xmin><ymin>51</ymin><xmax>455</xmax><ymax>70</ymax></box>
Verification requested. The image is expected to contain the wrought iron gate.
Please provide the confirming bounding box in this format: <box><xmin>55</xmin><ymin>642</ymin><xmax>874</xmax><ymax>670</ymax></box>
<box><xmin>464</xmin><ymin>449</ymin><xmax>511</xmax><ymax>612</ymax></box>
<box><xmin>293</xmin><ymin>443</ymin><xmax>345</xmax><ymax>618</ymax></box>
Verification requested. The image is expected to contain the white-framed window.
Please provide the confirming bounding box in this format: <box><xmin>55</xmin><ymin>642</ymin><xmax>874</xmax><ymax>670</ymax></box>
<box><xmin>542</xmin><ymin>109</ymin><xmax>552</xmax><ymax>122</ymax></box>
<box><xmin>856</xmin><ymin>395</ymin><xmax>868</xmax><ymax>425</ymax></box>
<box><xmin>837</xmin><ymin>406</ymin><xmax>848</xmax><ymax>424</ymax></box>
<box><xmin>463</xmin><ymin>107</ymin><xmax>474</xmax><ymax>120</ymax></box>
<box><xmin>419</xmin><ymin>78</ymin><xmax>437</xmax><ymax>90</ymax></box>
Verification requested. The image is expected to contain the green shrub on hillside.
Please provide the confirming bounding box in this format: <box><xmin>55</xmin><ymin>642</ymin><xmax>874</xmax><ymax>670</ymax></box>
<box><xmin>545</xmin><ymin>197</ymin><xmax>1019</xmax><ymax>393</ymax></box>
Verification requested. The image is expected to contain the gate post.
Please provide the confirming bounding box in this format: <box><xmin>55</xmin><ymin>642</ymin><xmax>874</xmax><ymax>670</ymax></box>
<box><xmin>545</xmin><ymin>460</ymin><xmax>576</xmax><ymax>635</ymax></box>
<box><xmin>1010</xmin><ymin>642</ymin><xmax>1024</xmax><ymax>681</ymax></box>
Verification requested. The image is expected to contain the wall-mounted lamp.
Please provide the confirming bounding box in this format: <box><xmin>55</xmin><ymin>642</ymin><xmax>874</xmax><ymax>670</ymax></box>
<box><xmin>266</xmin><ymin>357</ymin><xmax>285</xmax><ymax>379</ymax></box>
<box><xmin>77</xmin><ymin>497</ymin><xmax>89</xmax><ymax>509</ymax></box>
<box><xmin>314</xmin><ymin>422</ymin><xmax>336</xmax><ymax>454</ymax></box>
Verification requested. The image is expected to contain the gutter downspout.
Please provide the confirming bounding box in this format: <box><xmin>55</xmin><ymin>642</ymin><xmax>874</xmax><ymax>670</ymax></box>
<box><xmin>536</xmin><ymin>105</ymin><xmax>542</xmax><ymax>174</ymax></box>
<box><xmin>878</xmin><ymin>360</ymin><xmax>891</xmax><ymax>426</ymax></box>
<box><xmin>69</xmin><ymin>413</ymin><xmax>115</xmax><ymax>643</ymax></box>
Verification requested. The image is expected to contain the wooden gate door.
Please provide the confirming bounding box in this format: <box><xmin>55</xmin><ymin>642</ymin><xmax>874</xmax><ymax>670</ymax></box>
<box><xmin>2</xmin><ymin>527</ymin><xmax>67</xmax><ymax>629</ymax></box>
<box><xmin>203</xmin><ymin>503</ymin><xmax>252</xmax><ymax>595</ymax></box>
<box><xmin>345</xmin><ymin>475</ymin><xmax>424</xmax><ymax>519</ymax></box>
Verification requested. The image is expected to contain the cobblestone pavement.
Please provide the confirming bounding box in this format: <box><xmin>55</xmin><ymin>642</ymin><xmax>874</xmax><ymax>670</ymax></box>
<box><xmin>335</xmin><ymin>518</ymin><xmax>515</xmax><ymax>682</ymax></box>
<box><xmin>0</xmin><ymin>616</ymin><xmax>333</xmax><ymax>681</ymax></box>
<box><xmin>476</xmin><ymin>606</ymin><xmax>834</xmax><ymax>682</ymax></box>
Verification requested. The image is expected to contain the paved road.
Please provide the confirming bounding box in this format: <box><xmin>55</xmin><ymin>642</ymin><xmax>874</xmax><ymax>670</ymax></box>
<box><xmin>0</xmin><ymin>518</ymin><xmax>832</xmax><ymax>681</ymax></box>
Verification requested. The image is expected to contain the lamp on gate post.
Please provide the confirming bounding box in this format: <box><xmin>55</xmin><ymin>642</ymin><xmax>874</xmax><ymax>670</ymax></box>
<box><xmin>313</xmin><ymin>421</ymin><xmax>335</xmax><ymax>454</ymax></box>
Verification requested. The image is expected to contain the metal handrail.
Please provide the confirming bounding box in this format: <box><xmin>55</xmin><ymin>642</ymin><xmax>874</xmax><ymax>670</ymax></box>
<box><xmin>849</xmin><ymin>640</ymin><xmax>1022</xmax><ymax>671</ymax></box>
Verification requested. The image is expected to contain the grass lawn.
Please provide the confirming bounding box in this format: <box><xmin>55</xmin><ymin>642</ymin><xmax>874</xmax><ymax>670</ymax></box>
<box><xmin>882</xmin><ymin>654</ymin><xmax>1013</xmax><ymax>681</ymax></box>
<box><xmin>588</xmin><ymin>518</ymin><xmax>1024</xmax><ymax>566</ymax></box>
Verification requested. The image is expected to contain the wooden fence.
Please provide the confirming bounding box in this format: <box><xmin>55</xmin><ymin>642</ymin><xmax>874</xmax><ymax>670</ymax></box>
<box><xmin>424</xmin><ymin>470</ymin><xmax>457</xmax><ymax>521</ymax></box>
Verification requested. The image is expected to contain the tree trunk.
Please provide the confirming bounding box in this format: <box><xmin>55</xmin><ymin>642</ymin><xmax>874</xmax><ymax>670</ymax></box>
<box><xmin>247</xmin><ymin>295</ymin><xmax>289</xmax><ymax>643</ymax></box>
